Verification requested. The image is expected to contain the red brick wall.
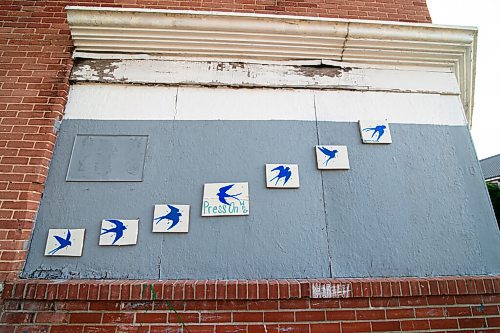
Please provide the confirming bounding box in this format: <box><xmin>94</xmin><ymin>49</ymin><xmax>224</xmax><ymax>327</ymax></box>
<box><xmin>4</xmin><ymin>2</ymin><xmax>499</xmax><ymax>333</ymax></box>
<box><xmin>1</xmin><ymin>277</ymin><xmax>499</xmax><ymax>332</ymax></box>
<box><xmin>0</xmin><ymin>0</ymin><xmax>431</xmax><ymax>283</ymax></box>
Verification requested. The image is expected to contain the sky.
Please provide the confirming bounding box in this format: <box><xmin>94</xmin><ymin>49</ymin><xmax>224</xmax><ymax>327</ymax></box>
<box><xmin>426</xmin><ymin>0</ymin><xmax>500</xmax><ymax>159</ymax></box>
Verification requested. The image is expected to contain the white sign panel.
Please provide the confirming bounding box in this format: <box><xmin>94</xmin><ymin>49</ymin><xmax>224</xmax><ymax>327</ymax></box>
<box><xmin>359</xmin><ymin>120</ymin><xmax>392</xmax><ymax>144</ymax></box>
<box><xmin>153</xmin><ymin>204</ymin><xmax>190</xmax><ymax>233</ymax></box>
<box><xmin>44</xmin><ymin>229</ymin><xmax>85</xmax><ymax>257</ymax></box>
<box><xmin>315</xmin><ymin>145</ymin><xmax>350</xmax><ymax>170</ymax></box>
<box><xmin>311</xmin><ymin>283</ymin><xmax>352</xmax><ymax>299</ymax></box>
<box><xmin>265</xmin><ymin>164</ymin><xmax>300</xmax><ymax>188</ymax></box>
<box><xmin>202</xmin><ymin>182</ymin><xmax>249</xmax><ymax>217</ymax></box>
<box><xmin>99</xmin><ymin>219</ymin><xmax>139</xmax><ymax>246</ymax></box>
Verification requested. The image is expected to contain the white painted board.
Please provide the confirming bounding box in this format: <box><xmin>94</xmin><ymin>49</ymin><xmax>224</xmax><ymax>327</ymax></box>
<box><xmin>70</xmin><ymin>59</ymin><xmax>460</xmax><ymax>96</ymax></box>
<box><xmin>99</xmin><ymin>219</ymin><xmax>139</xmax><ymax>246</ymax></box>
<box><xmin>44</xmin><ymin>229</ymin><xmax>85</xmax><ymax>257</ymax></box>
<box><xmin>202</xmin><ymin>182</ymin><xmax>249</xmax><ymax>217</ymax></box>
<box><xmin>265</xmin><ymin>164</ymin><xmax>300</xmax><ymax>188</ymax></box>
<box><xmin>65</xmin><ymin>85</ymin><xmax>467</xmax><ymax>127</ymax></box>
<box><xmin>316</xmin><ymin>145</ymin><xmax>350</xmax><ymax>170</ymax></box>
<box><xmin>153</xmin><ymin>204</ymin><xmax>190</xmax><ymax>233</ymax></box>
<box><xmin>359</xmin><ymin>120</ymin><xmax>392</xmax><ymax>144</ymax></box>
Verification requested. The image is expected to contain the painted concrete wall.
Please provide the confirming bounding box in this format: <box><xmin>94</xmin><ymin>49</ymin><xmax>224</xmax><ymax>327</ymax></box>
<box><xmin>21</xmin><ymin>84</ymin><xmax>499</xmax><ymax>279</ymax></box>
<box><xmin>21</xmin><ymin>85</ymin><xmax>499</xmax><ymax>279</ymax></box>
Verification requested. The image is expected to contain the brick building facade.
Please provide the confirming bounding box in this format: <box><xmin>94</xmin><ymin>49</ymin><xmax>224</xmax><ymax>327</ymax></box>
<box><xmin>1</xmin><ymin>1</ymin><xmax>499</xmax><ymax>332</ymax></box>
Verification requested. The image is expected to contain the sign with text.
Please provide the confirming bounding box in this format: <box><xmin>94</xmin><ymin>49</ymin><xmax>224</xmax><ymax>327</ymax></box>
<box><xmin>311</xmin><ymin>283</ymin><xmax>352</xmax><ymax>299</ymax></box>
<box><xmin>202</xmin><ymin>182</ymin><xmax>249</xmax><ymax>217</ymax></box>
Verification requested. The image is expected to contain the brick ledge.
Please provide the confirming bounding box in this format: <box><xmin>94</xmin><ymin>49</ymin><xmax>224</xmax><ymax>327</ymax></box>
<box><xmin>1</xmin><ymin>276</ymin><xmax>498</xmax><ymax>302</ymax></box>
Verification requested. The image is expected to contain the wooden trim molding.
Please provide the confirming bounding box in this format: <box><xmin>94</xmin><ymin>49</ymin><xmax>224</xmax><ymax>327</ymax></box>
<box><xmin>65</xmin><ymin>6</ymin><xmax>477</xmax><ymax>125</ymax></box>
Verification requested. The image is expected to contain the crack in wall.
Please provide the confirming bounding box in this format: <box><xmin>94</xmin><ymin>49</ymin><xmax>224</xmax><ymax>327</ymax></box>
<box><xmin>158</xmin><ymin>255</ymin><xmax>162</xmax><ymax>279</ymax></box>
<box><xmin>173</xmin><ymin>87</ymin><xmax>179</xmax><ymax>121</ymax></box>
<box><xmin>313</xmin><ymin>92</ymin><xmax>334</xmax><ymax>278</ymax></box>
<box><xmin>340</xmin><ymin>22</ymin><xmax>350</xmax><ymax>62</ymax></box>
<box><xmin>158</xmin><ymin>87</ymin><xmax>180</xmax><ymax>279</ymax></box>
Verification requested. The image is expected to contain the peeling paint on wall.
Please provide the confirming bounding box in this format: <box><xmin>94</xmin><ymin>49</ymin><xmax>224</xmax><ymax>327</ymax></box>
<box><xmin>293</xmin><ymin>64</ymin><xmax>352</xmax><ymax>78</ymax></box>
<box><xmin>69</xmin><ymin>59</ymin><xmax>460</xmax><ymax>96</ymax></box>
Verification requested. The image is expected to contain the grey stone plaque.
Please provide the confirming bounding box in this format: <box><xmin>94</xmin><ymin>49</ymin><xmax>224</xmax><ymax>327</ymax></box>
<box><xmin>66</xmin><ymin>135</ymin><xmax>148</xmax><ymax>182</ymax></box>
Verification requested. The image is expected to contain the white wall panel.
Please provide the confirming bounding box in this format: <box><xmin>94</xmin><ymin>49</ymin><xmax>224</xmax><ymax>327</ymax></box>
<box><xmin>314</xmin><ymin>91</ymin><xmax>467</xmax><ymax>126</ymax></box>
<box><xmin>64</xmin><ymin>84</ymin><xmax>467</xmax><ymax>126</ymax></box>
<box><xmin>64</xmin><ymin>85</ymin><xmax>178</xmax><ymax>120</ymax></box>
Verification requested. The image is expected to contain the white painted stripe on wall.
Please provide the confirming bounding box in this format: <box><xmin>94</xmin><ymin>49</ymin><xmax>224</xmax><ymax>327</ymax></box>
<box><xmin>175</xmin><ymin>88</ymin><xmax>315</xmax><ymax>121</ymax></box>
<box><xmin>64</xmin><ymin>84</ymin><xmax>467</xmax><ymax>126</ymax></box>
<box><xmin>64</xmin><ymin>85</ymin><xmax>178</xmax><ymax>120</ymax></box>
<box><xmin>314</xmin><ymin>90</ymin><xmax>467</xmax><ymax>126</ymax></box>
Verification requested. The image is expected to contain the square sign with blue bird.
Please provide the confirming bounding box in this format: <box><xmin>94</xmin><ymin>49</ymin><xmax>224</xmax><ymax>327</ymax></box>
<box><xmin>359</xmin><ymin>120</ymin><xmax>392</xmax><ymax>144</ymax></box>
<box><xmin>99</xmin><ymin>219</ymin><xmax>139</xmax><ymax>246</ymax></box>
<box><xmin>265</xmin><ymin>164</ymin><xmax>300</xmax><ymax>188</ymax></box>
<box><xmin>315</xmin><ymin>145</ymin><xmax>350</xmax><ymax>170</ymax></box>
<box><xmin>152</xmin><ymin>204</ymin><xmax>190</xmax><ymax>233</ymax></box>
<box><xmin>44</xmin><ymin>229</ymin><xmax>85</xmax><ymax>257</ymax></box>
<box><xmin>202</xmin><ymin>182</ymin><xmax>249</xmax><ymax>217</ymax></box>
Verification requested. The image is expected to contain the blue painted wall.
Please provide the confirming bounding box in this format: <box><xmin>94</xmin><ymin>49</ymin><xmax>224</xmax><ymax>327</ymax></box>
<box><xmin>22</xmin><ymin>120</ymin><xmax>500</xmax><ymax>279</ymax></box>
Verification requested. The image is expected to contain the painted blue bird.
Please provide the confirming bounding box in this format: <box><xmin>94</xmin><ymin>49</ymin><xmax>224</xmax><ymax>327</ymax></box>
<box><xmin>101</xmin><ymin>219</ymin><xmax>127</xmax><ymax>245</ymax></box>
<box><xmin>154</xmin><ymin>205</ymin><xmax>182</xmax><ymax>231</ymax></box>
<box><xmin>217</xmin><ymin>184</ymin><xmax>243</xmax><ymax>205</ymax></box>
<box><xmin>318</xmin><ymin>146</ymin><xmax>339</xmax><ymax>166</ymax></box>
<box><xmin>48</xmin><ymin>229</ymin><xmax>72</xmax><ymax>255</ymax></box>
<box><xmin>362</xmin><ymin>125</ymin><xmax>386</xmax><ymax>141</ymax></box>
<box><xmin>269</xmin><ymin>165</ymin><xmax>292</xmax><ymax>186</ymax></box>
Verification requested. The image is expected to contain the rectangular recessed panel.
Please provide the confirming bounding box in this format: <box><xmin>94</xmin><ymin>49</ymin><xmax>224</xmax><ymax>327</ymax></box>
<box><xmin>66</xmin><ymin>135</ymin><xmax>148</xmax><ymax>181</ymax></box>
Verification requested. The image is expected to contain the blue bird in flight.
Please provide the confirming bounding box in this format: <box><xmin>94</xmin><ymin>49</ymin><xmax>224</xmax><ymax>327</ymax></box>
<box><xmin>101</xmin><ymin>219</ymin><xmax>127</xmax><ymax>245</ymax></box>
<box><xmin>269</xmin><ymin>165</ymin><xmax>292</xmax><ymax>186</ymax></box>
<box><xmin>48</xmin><ymin>229</ymin><xmax>72</xmax><ymax>254</ymax></box>
<box><xmin>217</xmin><ymin>184</ymin><xmax>243</xmax><ymax>205</ymax></box>
<box><xmin>154</xmin><ymin>205</ymin><xmax>182</xmax><ymax>231</ymax></box>
<box><xmin>318</xmin><ymin>146</ymin><xmax>339</xmax><ymax>166</ymax></box>
<box><xmin>362</xmin><ymin>125</ymin><xmax>386</xmax><ymax>141</ymax></box>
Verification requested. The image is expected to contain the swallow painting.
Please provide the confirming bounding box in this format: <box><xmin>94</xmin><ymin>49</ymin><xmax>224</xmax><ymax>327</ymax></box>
<box><xmin>217</xmin><ymin>184</ymin><xmax>243</xmax><ymax>205</ymax></box>
<box><xmin>269</xmin><ymin>166</ymin><xmax>292</xmax><ymax>186</ymax></box>
<box><xmin>362</xmin><ymin>125</ymin><xmax>386</xmax><ymax>141</ymax></box>
<box><xmin>48</xmin><ymin>229</ymin><xmax>72</xmax><ymax>254</ymax></box>
<box><xmin>315</xmin><ymin>146</ymin><xmax>350</xmax><ymax>170</ymax></box>
<box><xmin>153</xmin><ymin>204</ymin><xmax>190</xmax><ymax>233</ymax></box>
<box><xmin>202</xmin><ymin>182</ymin><xmax>250</xmax><ymax>216</ymax></box>
<box><xmin>266</xmin><ymin>164</ymin><xmax>300</xmax><ymax>188</ymax></box>
<box><xmin>99</xmin><ymin>219</ymin><xmax>138</xmax><ymax>246</ymax></box>
<box><xmin>317</xmin><ymin>146</ymin><xmax>339</xmax><ymax>166</ymax></box>
<box><xmin>44</xmin><ymin>229</ymin><xmax>85</xmax><ymax>256</ymax></box>
<box><xmin>100</xmin><ymin>219</ymin><xmax>127</xmax><ymax>245</ymax></box>
<box><xmin>359</xmin><ymin>120</ymin><xmax>392</xmax><ymax>144</ymax></box>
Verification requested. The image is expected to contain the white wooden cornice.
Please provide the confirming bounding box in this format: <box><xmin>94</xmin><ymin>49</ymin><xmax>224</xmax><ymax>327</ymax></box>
<box><xmin>65</xmin><ymin>6</ymin><xmax>477</xmax><ymax>125</ymax></box>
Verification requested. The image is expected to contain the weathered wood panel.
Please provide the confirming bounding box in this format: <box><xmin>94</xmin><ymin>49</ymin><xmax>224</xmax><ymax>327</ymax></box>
<box><xmin>71</xmin><ymin>59</ymin><xmax>460</xmax><ymax>95</ymax></box>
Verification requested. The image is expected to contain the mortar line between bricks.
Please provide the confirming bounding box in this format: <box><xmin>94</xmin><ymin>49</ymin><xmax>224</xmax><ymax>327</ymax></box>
<box><xmin>17</xmin><ymin>308</ymin><xmax>500</xmax><ymax>314</ymax></box>
<box><xmin>33</xmin><ymin>317</ymin><xmax>497</xmax><ymax>324</ymax></box>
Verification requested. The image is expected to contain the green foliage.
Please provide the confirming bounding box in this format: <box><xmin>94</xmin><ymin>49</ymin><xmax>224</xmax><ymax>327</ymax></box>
<box><xmin>486</xmin><ymin>183</ymin><xmax>500</xmax><ymax>229</ymax></box>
